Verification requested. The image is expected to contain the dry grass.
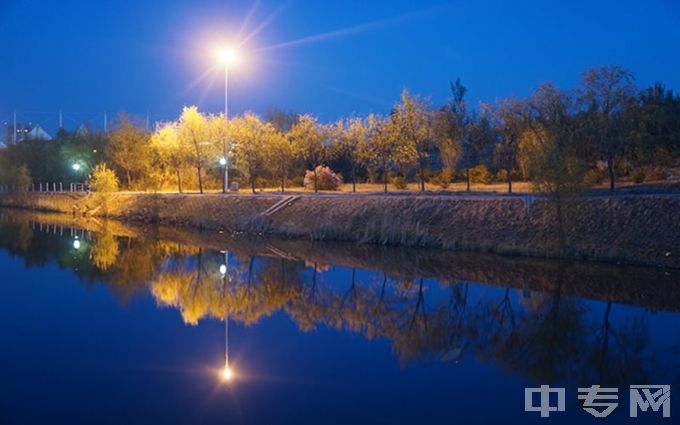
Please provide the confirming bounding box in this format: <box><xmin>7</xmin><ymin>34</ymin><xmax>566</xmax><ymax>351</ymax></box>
<box><xmin>1</xmin><ymin>190</ymin><xmax>678</xmax><ymax>268</ymax></box>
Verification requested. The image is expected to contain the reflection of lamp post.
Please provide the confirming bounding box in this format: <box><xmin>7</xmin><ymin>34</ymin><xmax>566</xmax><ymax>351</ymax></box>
<box><xmin>216</xmin><ymin>47</ymin><xmax>238</xmax><ymax>194</ymax></box>
<box><xmin>219</xmin><ymin>250</ymin><xmax>233</xmax><ymax>381</ymax></box>
<box><xmin>222</xmin><ymin>317</ymin><xmax>232</xmax><ymax>381</ymax></box>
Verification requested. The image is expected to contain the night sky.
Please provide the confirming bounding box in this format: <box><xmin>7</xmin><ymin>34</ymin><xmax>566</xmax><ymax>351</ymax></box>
<box><xmin>2</xmin><ymin>0</ymin><xmax>680</xmax><ymax>133</ymax></box>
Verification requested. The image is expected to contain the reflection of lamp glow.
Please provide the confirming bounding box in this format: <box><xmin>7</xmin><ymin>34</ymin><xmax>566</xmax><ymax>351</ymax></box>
<box><xmin>73</xmin><ymin>238</ymin><xmax>81</xmax><ymax>249</ymax></box>
<box><xmin>72</xmin><ymin>163</ymin><xmax>81</xmax><ymax>171</ymax></box>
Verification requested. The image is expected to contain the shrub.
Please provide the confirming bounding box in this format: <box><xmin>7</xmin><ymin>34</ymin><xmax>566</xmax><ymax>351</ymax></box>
<box><xmin>496</xmin><ymin>169</ymin><xmax>508</xmax><ymax>183</ymax></box>
<box><xmin>631</xmin><ymin>168</ymin><xmax>645</xmax><ymax>184</ymax></box>
<box><xmin>583</xmin><ymin>168</ymin><xmax>606</xmax><ymax>186</ymax></box>
<box><xmin>390</xmin><ymin>175</ymin><xmax>408</xmax><ymax>190</ymax></box>
<box><xmin>644</xmin><ymin>166</ymin><xmax>665</xmax><ymax>182</ymax></box>
<box><xmin>469</xmin><ymin>165</ymin><xmax>492</xmax><ymax>184</ymax></box>
<box><xmin>289</xmin><ymin>176</ymin><xmax>304</xmax><ymax>187</ymax></box>
<box><xmin>304</xmin><ymin>166</ymin><xmax>342</xmax><ymax>190</ymax></box>
<box><xmin>0</xmin><ymin>163</ymin><xmax>32</xmax><ymax>191</ymax></box>
<box><xmin>510</xmin><ymin>168</ymin><xmax>523</xmax><ymax>182</ymax></box>
<box><xmin>430</xmin><ymin>169</ymin><xmax>453</xmax><ymax>188</ymax></box>
<box><xmin>90</xmin><ymin>163</ymin><xmax>119</xmax><ymax>193</ymax></box>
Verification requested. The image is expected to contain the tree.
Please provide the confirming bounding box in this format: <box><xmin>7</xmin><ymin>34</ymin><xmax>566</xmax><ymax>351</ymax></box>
<box><xmin>580</xmin><ymin>66</ymin><xmax>636</xmax><ymax>191</ymax></box>
<box><xmin>289</xmin><ymin>114</ymin><xmax>328</xmax><ymax>192</ymax></box>
<box><xmin>208</xmin><ymin>114</ymin><xmax>232</xmax><ymax>193</ymax></box>
<box><xmin>493</xmin><ymin>98</ymin><xmax>525</xmax><ymax>193</ymax></box>
<box><xmin>0</xmin><ymin>162</ymin><xmax>32</xmax><ymax>192</ymax></box>
<box><xmin>361</xmin><ymin>114</ymin><xmax>395</xmax><ymax>193</ymax></box>
<box><xmin>178</xmin><ymin>106</ymin><xmax>213</xmax><ymax>194</ymax></box>
<box><xmin>265</xmin><ymin>106</ymin><xmax>299</xmax><ymax>132</ymax></box>
<box><xmin>59</xmin><ymin>129</ymin><xmax>107</xmax><ymax>183</ymax></box>
<box><xmin>630</xmin><ymin>83</ymin><xmax>680</xmax><ymax>163</ymax></box>
<box><xmin>524</xmin><ymin>83</ymin><xmax>586</xmax><ymax>253</ymax></box>
<box><xmin>331</xmin><ymin>117</ymin><xmax>367</xmax><ymax>193</ymax></box>
<box><xmin>444</xmin><ymin>79</ymin><xmax>470</xmax><ymax>191</ymax></box>
<box><xmin>90</xmin><ymin>162</ymin><xmax>119</xmax><ymax>193</ymax></box>
<box><xmin>231</xmin><ymin>113</ymin><xmax>277</xmax><ymax>193</ymax></box>
<box><xmin>432</xmin><ymin>108</ymin><xmax>460</xmax><ymax>187</ymax></box>
<box><xmin>106</xmin><ymin>113</ymin><xmax>151</xmax><ymax>188</ymax></box>
<box><xmin>268</xmin><ymin>127</ymin><xmax>294</xmax><ymax>192</ymax></box>
<box><xmin>390</xmin><ymin>90</ymin><xmax>434</xmax><ymax>192</ymax></box>
<box><xmin>150</xmin><ymin>122</ymin><xmax>189</xmax><ymax>193</ymax></box>
<box><xmin>466</xmin><ymin>109</ymin><xmax>498</xmax><ymax>190</ymax></box>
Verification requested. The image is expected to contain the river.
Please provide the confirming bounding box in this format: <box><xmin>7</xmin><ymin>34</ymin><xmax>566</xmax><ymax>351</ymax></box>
<box><xmin>0</xmin><ymin>209</ymin><xmax>678</xmax><ymax>424</ymax></box>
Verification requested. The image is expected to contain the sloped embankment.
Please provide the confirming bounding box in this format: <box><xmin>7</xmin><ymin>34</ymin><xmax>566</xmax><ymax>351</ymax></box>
<box><xmin>0</xmin><ymin>192</ymin><xmax>677</xmax><ymax>268</ymax></box>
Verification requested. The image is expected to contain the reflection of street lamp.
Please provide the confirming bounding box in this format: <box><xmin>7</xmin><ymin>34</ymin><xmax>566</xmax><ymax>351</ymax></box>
<box><xmin>73</xmin><ymin>237</ymin><xmax>81</xmax><ymax>250</ymax></box>
<box><xmin>72</xmin><ymin>163</ymin><xmax>82</xmax><ymax>172</ymax></box>
<box><xmin>216</xmin><ymin>47</ymin><xmax>239</xmax><ymax>194</ymax></box>
<box><xmin>219</xmin><ymin>250</ymin><xmax>233</xmax><ymax>382</ymax></box>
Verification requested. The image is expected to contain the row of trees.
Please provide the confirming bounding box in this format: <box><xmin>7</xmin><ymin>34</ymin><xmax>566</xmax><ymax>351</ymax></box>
<box><xmin>2</xmin><ymin>65</ymin><xmax>679</xmax><ymax>194</ymax></box>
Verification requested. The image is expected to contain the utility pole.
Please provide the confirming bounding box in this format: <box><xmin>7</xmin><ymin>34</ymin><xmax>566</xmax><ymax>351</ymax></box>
<box><xmin>104</xmin><ymin>112</ymin><xmax>108</xmax><ymax>132</ymax></box>
<box><xmin>59</xmin><ymin>110</ymin><xmax>63</xmax><ymax>128</ymax></box>
<box><xmin>12</xmin><ymin>109</ymin><xmax>16</xmax><ymax>144</ymax></box>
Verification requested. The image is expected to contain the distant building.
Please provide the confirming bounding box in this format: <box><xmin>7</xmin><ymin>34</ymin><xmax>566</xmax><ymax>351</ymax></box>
<box><xmin>26</xmin><ymin>124</ymin><xmax>52</xmax><ymax>141</ymax></box>
<box><xmin>2</xmin><ymin>122</ymin><xmax>52</xmax><ymax>144</ymax></box>
<box><xmin>3</xmin><ymin>122</ymin><xmax>30</xmax><ymax>145</ymax></box>
<box><xmin>75</xmin><ymin>124</ymin><xmax>90</xmax><ymax>138</ymax></box>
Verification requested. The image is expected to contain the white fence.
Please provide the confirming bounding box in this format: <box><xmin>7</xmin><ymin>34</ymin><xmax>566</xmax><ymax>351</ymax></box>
<box><xmin>0</xmin><ymin>182</ymin><xmax>88</xmax><ymax>193</ymax></box>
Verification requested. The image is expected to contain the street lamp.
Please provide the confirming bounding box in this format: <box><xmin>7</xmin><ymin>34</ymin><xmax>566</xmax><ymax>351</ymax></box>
<box><xmin>72</xmin><ymin>163</ymin><xmax>82</xmax><ymax>172</ymax></box>
<box><xmin>216</xmin><ymin>47</ymin><xmax>238</xmax><ymax>194</ymax></box>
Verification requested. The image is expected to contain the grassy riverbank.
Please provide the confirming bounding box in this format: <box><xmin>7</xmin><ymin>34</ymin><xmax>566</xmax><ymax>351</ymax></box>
<box><xmin>0</xmin><ymin>191</ymin><xmax>678</xmax><ymax>268</ymax></box>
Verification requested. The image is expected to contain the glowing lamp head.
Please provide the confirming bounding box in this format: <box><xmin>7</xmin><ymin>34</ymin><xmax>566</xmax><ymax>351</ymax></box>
<box><xmin>219</xmin><ymin>157</ymin><xmax>227</xmax><ymax>166</ymax></box>
<box><xmin>217</xmin><ymin>47</ymin><xmax>237</xmax><ymax>65</ymax></box>
<box><xmin>73</xmin><ymin>239</ymin><xmax>81</xmax><ymax>250</ymax></box>
<box><xmin>219</xmin><ymin>264</ymin><xmax>227</xmax><ymax>275</ymax></box>
<box><xmin>72</xmin><ymin>163</ymin><xmax>81</xmax><ymax>171</ymax></box>
<box><xmin>222</xmin><ymin>367</ymin><xmax>233</xmax><ymax>381</ymax></box>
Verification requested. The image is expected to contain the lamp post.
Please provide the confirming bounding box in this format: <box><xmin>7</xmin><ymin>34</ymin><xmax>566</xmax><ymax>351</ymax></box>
<box><xmin>217</xmin><ymin>48</ymin><xmax>237</xmax><ymax>194</ymax></box>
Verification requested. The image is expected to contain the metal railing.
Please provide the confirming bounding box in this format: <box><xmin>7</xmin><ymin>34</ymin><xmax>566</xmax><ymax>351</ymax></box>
<box><xmin>0</xmin><ymin>182</ymin><xmax>89</xmax><ymax>193</ymax></box>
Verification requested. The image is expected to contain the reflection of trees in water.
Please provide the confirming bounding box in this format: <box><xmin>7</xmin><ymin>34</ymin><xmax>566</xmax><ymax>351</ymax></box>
<box><xmin>0</xmin><ymin>218</ymin><xmax>674</xmax><ymax>385</ymax></box>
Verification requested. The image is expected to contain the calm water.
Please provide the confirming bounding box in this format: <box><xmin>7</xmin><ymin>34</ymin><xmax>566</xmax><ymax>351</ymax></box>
<box><xmin>0</xmin><ymin>211</ymin><xmax>678</xmax><ymax>424</ymax></box>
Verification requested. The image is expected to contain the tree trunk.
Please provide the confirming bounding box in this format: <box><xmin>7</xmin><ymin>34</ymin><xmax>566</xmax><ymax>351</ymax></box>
<box><xmin>351</xmin><ymin>163</ymin><xmax>356</xmax><ymax>193</ymax></box>
<box><xmin>607</xmin><ymin>154</ymin><xmax>615</xmax><ymax>191</ymax></box>
<box><xmin>313</xmin><ymin>166</ymin><xmax>318</xmax><ymax>193</ymax></box>
<box><xmin>281</xmin><ymin>175</ymin><xmax>285</xmax><ymax>193</ymax></box>
<box><xmin>126</xmin><ymin>170</ymin><xmax>131</xmax><ymax>189</ymax></box>
<box><xmin>176</xmin><ymin>170</ymin><xmax>183</xmax><ymax>194</ymax></box>
<box><xmin>466</xmin><ymin>168</ymin><xmax>471</xmax><ymax>192</ymax></box>
<box><xmin>556</xmin><ymin>199</ymin><xmax>567</xmax><ymax>255</ymax></box>
<box><xmin>197</xmin><ymin>166</ymin><xmax>203</xmax><ymax>194</ymax></box>
<box><xmin>419</xmin><ymin>158</ymin><xmax>425</xmax><ymax>192</ymax></box>
<box><xmin>507</xmin><ymin>168</ymin><xmax>512</xmax><ymax>193</ymax></box>
<box><xmin>251</xmin><ymin>171</ymin><xmax>256</xmax><ymax>194</ymax></box>
<box><xmin>383</xmin><ymin>163</ymin><xmax>388</xmax><ymax>193</ymax></box>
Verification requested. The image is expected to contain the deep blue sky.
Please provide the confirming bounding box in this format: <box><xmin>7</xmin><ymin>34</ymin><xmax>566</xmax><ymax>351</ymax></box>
<box><xmin>2</xmin><ymin>0</ymin><xmax>680</xmax><ymax>132</ymax></box>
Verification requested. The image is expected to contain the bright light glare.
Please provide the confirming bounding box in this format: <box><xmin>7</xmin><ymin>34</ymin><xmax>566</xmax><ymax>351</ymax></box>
<box><xmin>72</xmin><ymin>163</ymin><xmax>81</xmax><ymax>171</ymax></box>
<box><xmin>222</xmin><ymin>367</ymin><xmax>233</xmax><ymax>381</ymax></box>
<box><xmin>219</xmin><ymin>157</ymin><xmax>227</xmax><ymax>166</ymax></box>
<box><xmin>73</xmin><ymin>240</ymin><xmax>81</xmax><ymax>250</ymax></box>
<box><xmin>219</xmin><ymin>264</ymin><xmax>227</xmax><ymax>275</ymax></box>
<box><xmin>217</xmin><ymin>47</ymin><xmax>237</xmax><ymax>65</ymax></box>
